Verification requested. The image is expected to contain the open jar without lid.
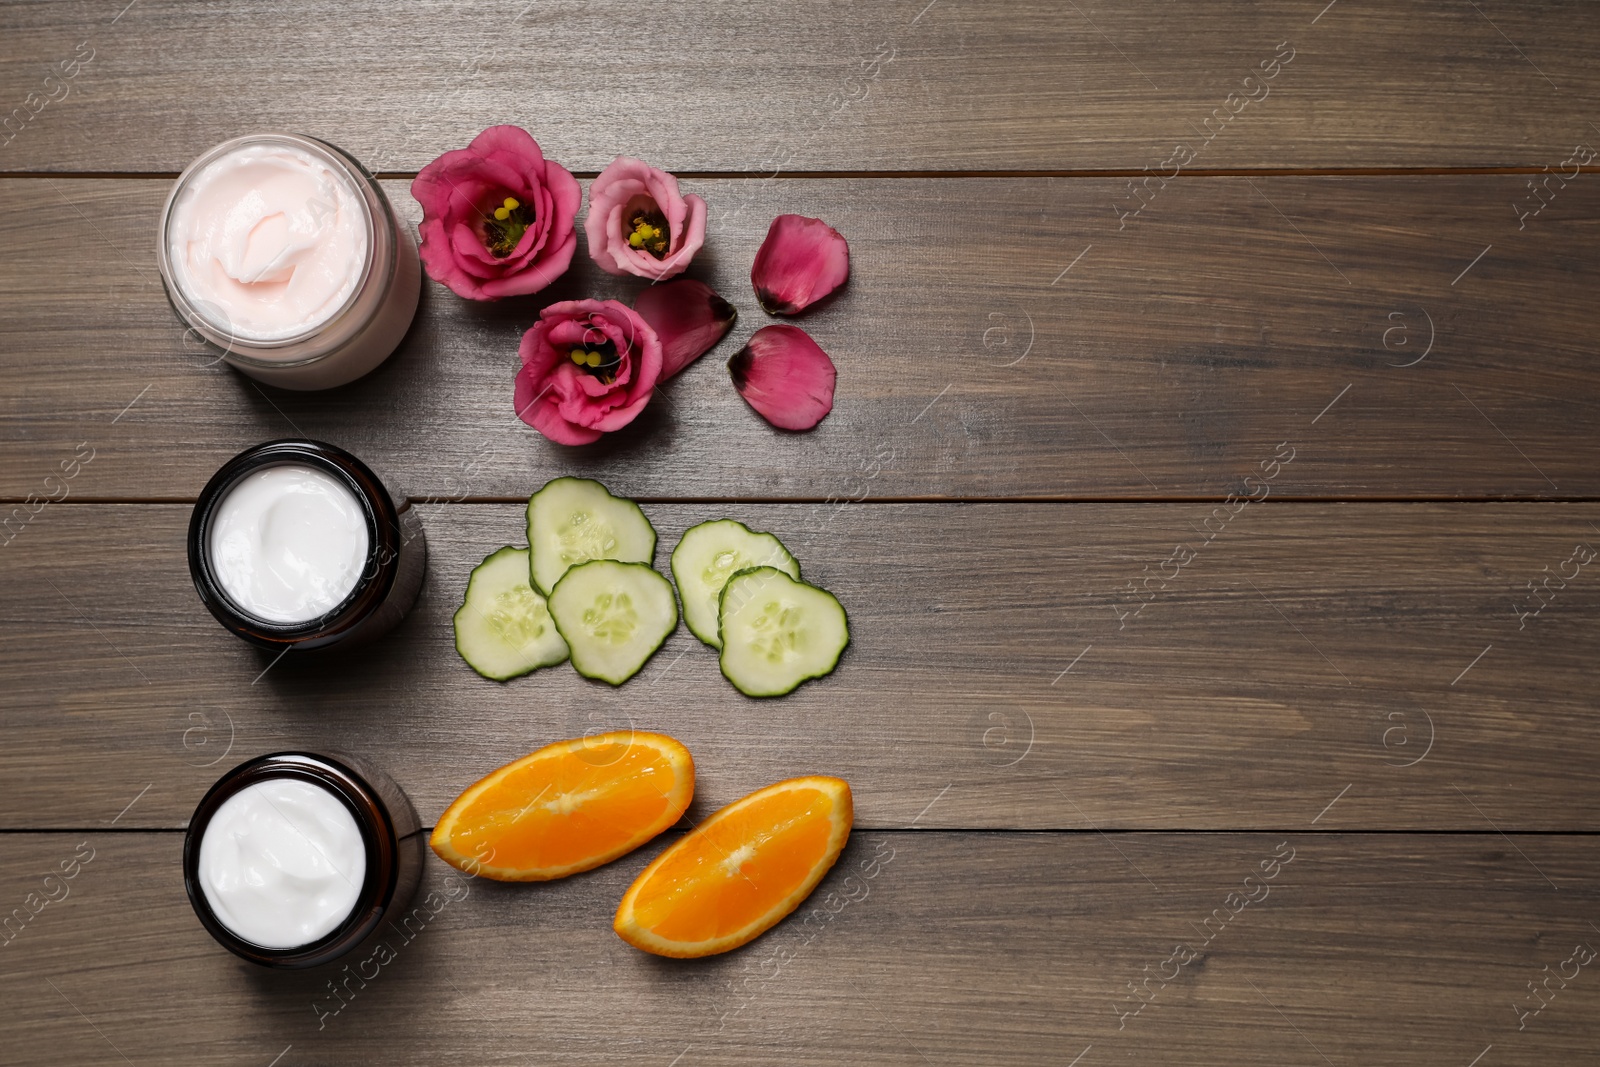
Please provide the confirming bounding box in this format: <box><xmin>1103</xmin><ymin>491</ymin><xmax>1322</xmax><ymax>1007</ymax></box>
<box><xmin>158</xmin><ymin>133</ymin><xmax>420</xmax><ymax>390</ymax></box>
<box><xmin>187</xmin><ymin>439</ymin><xmax>425</xmax><ymax>653</ymax></box>
<box><xmin>184</xmin><ymin>751</ymin><xmax>422</xmax><ymax>969</ymax></box>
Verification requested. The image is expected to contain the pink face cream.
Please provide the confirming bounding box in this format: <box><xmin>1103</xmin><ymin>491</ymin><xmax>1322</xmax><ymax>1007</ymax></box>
<box><xmin>167</xmin><ymin>142</ymin><xmax>369</xmax><ymax>343</ymax></box>
<box><xmin>159</xmin><ymin>134</ymin><xmax>420</xmax><ymax>390</ymax></box>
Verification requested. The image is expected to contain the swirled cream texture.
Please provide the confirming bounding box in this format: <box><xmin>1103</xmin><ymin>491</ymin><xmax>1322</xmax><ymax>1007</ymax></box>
<box><xmin>208</xmin><ymin>464</ymin><xmax>370</xmax><ymax>623</ymax></box>
<box><xmin>198</xmin><ymin>777</ymin><xmax>368</xmax><ymax>949</ymax></box>
<box><xmin>168</xmin><ymin>142</ymin><xmax>369</xmax><ymax>341</ymax></box>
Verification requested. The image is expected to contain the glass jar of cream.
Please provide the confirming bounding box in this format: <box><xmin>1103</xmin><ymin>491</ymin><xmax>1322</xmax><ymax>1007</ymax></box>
<box><xmin>188</xmin><ymin>440</ymin><xmax>425</xmax><ymax>652</ymax></box>
<box><xmin>184</xmin><ymin>752</ymin><xmax>422</xmax><ymax>968</ymax></box>
<box><xmin>158</xmin><ymin>133</ymin><xmax>421</xmax><ymax>390</ymax></box>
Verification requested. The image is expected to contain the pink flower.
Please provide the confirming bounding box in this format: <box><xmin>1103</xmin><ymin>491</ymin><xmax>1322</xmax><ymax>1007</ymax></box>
<box><xmin>750</xmin><ymin>214</ymin><xmax>849</xmax><ymax>315</ymax></box>
<box><xmin>412</xmin><ymin>126</ymin><xmax>581</xmax><ymax>301</ymax></box>
<box><xmin>633</xmin><ymin>279</ymin><xmax>737</xmax><ymax>380</ymax></box>
<box><xmin>584</xmin><ymin>156</ymin><xmax>707</xmax><ymax>280</ymax></box>
<box><xmin>515</xmin><ymin>300</ymin><xmax>663</xmax><ymax>445</ymax></box>
<box><xmin>728</xmin><ymin>325</ymin><xmax>836</xmax><ymax>432</ymax></box>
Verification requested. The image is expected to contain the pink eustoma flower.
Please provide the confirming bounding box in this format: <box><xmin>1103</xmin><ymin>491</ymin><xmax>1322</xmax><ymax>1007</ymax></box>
<box><xmin>750</xmin><ymin>214</ymin><xmax>849</xmax><ymax>315</ymax></box>
<box><xmin>515</xmin><ymin>300</ymin><xmax>663</xmax><ymax>446</ymax></box>
<box><xmin>633</xmin><ymin>279</ymin><xmax>737</xmax><ymax>381</ymax></box>
<box><xmin>584</xmin><ymin>156</ymin><xmax>707</xmax><ymax>280</ymax></box>
<box><xmin>412</xmin><ymin>125</ymin><xmax>581</xmax><ymax>300</ymax></box>
<box><xmin>728</xmin><ymin>325</ymin><xmax>836</xmax><ymax>432</ymax></box>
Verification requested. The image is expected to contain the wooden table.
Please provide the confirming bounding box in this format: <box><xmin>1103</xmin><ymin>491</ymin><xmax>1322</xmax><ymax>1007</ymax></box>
<box><xmin>3</xmin><ymin>1</ymin><xmax>1598</xmax><ymax>1063</ymax></box>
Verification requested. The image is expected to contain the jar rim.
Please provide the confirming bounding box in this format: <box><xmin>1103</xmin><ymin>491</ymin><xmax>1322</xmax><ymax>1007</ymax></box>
<box><xmin>158</xmin><ymin>133</ymin><xmax>394</xmax><ymax>365</ymax></box>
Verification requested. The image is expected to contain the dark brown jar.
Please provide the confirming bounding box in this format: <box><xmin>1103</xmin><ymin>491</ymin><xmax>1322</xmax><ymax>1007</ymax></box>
<box><xmin>187</xmin><ymin>439</ymin><xmax>425</xmax><ymax>652</ymax></box>
<box><xmin>183</xmin><ymin>751</ymin><xmax>422</xmax><ymax>969</ymax></box>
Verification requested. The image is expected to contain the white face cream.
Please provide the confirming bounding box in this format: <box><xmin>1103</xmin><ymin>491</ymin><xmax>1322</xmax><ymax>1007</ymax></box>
<box><xmin>208</xmin><ymin>464</ymin><xmax>370</xmax><ymax>624</ymax></box>
<box><xmin>167</xmin><ymin>141</ymin><xmax>370</xmax><ymax>342</ymax></box>
<box><xmin>198</xmin><ymin>777</ymin><xmax>368</xmax><ymax>949</ymax></box>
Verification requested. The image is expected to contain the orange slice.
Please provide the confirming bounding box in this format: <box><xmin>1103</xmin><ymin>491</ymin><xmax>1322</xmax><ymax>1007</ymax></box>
<box><xmin>430</xmin><ymin>732</ymin><xmax>694</xmax><ymax>881</ymax></box>
<box><xmin>614</xmin><ymin>775</ymin><xmax>853</xmax><ymax>957</ymax></box>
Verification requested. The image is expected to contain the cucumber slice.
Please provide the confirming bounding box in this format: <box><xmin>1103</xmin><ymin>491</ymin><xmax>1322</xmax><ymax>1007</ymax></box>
<box><xmin>453</xmin><ymin>547</ymin><xmax>570</xmax><ymax>681</ymax></box>
<box><xmin>548</xmin><ymin>560</ymin><xmax>678</xmax><ymax>685</ymax></box>
<box><xmin>526</xmin><ymin>477</ymin><xmax>657</xmax><ymax>595</ymax></box>
<box><xmin>718</xmin><ymin>567</ymin><xmax>849</xmax><ymax>697</ymax></box>
<box><xmin>671</xmin><ymin>519</ymin><xmax>801</xmax><ymax>649</ymax></box>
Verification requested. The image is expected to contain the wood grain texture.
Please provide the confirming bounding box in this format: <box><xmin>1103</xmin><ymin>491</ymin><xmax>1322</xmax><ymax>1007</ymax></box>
<box><xmin>1</xmin><ymin>832</ymin><xmax>1596</xmax><ymax>1065</ymax></box>
<box><xmin>5</xmin><ymin>2</ymin><xmax>1599</xmax><ymax>1060</ymax></box>
<box><xmin>4</xmin><ymin>502</ymin><xmax>1597</xmax><ymax>831</ymax></box>
<box><xmin>2</xmin><ymin>176</ymin><xmax>1597</xmax><ymax>502</ymax></box>
<box><xmin>2</xmin><ymin>1</ymin><xmax>1599</xmax><ymax>173</ymax></box>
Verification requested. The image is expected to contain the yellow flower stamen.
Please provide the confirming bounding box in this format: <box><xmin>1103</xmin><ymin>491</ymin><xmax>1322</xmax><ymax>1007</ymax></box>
<box><xmin>483</xmin><ymin>194</ymin><xmax>534</xmax><ymax>257</ymax></box>
<box><xmin>586</xmin><ymin>351</ymin><xmax>603</xmax><ymax>367</ymax></box>
<box><xmin>570</xmin><ymin>349</ymin><xmax>587</xmax><ymax>365</ymax></box>
<box><xmin>627</xmin><ymin>213</ymin><xmax>669</xmax><ymax>258</ymax></box>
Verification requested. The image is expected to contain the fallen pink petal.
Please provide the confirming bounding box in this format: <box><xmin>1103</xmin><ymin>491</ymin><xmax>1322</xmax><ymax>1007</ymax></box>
<box><xmin>411</xmin><ymin>125</ymin><xmax>581</xmax><ymax>301</ymax></box>
<box><xmin>633</xmin><ymin>279</ymin><xmax>737</xmax><ymax>381</ymax></box>
<box><xmin>515</xmin><ymin>299</ymin><xmax>663</xmax><ymax>445</ymax></box>
<box><xmin>728</xmin><ymin>324</ymin><xmax>836</xmax><ymax>432</ymax></box>
<box><xmin>750</xmin><ymin>214</ymin><xmax>849</xmax><ymax>315</ymax></box>
<box><xmin>584</xmin><ymin>156</ymin><xmax>707</xmax><ymax>281</ymax></box>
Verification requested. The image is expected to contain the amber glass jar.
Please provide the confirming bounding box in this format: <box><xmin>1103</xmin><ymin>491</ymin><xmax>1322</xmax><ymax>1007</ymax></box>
<box><xmin>183</xmin><ymin>751</ymin><xmax>422</xmax><ymax>969</ymax></box>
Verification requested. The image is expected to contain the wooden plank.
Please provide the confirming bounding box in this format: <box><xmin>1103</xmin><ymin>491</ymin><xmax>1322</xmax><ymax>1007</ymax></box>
<box><xmin>2</xmin><ymin>175</ymin><xmax>1598</xmax><ymax>502</ymax></box>
<box><xmin>2</xmin><ymin>1</ymin><xmax>1598</xmax><ymax>172</ymax></box>
<box><xmin>1</xmin><ymin>832</ymin><xmax>1596</xmax><ymax>1064</ymax></box>
<box><xmin>3</xmin><ymin>502</ymin><xmax>1598</xmax><ymax>831</ymax></box>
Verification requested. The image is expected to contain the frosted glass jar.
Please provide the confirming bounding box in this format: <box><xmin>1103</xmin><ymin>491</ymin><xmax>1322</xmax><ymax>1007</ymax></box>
<box><xmin>158</xmin><ymin>133</ymin><xmax>420</xmax><ymax>390</ymax></box>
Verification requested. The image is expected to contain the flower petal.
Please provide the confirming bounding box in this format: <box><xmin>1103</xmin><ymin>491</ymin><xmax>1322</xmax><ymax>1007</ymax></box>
<box><xmin>479</xmin><ymin>232</ymin><xmax>576</xmax><ymax>299</ymax></box>
<box><xmin>516</xmin><ymin>361</ymin><xmax>601</xmax><ymax>445</ymax></box>
<box><xmin>449</xmin><ymin>221</ymin><xmax>503</xmax><ymax>276</ymax></box>
<box><xmin>469</xmin><ymin>124</ymin><xmax>548</xmax><ymax>167</ymax></box>
<box><xmin>750</xmin><ymin>214</ymin><xmax>850</xmax><ymax>315</ymax></box>
<box><xmin>633</xmin><ymin>279</ymin><xmax>737</xmax><ymax>380</ymax></box>
<box><xmin>417</xmin><ymin>218</ymin><xmax>489</xmax><ymax>300</ymax></box>
<box><xmin>648</xmin><ymin>193</ymin><xmax>707</xmax><ymax>281</ymax></box>
<box><xmin>727</xmin><ymin>324</ymin><xmax>836</xmax><ymax>431</ymax></box>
